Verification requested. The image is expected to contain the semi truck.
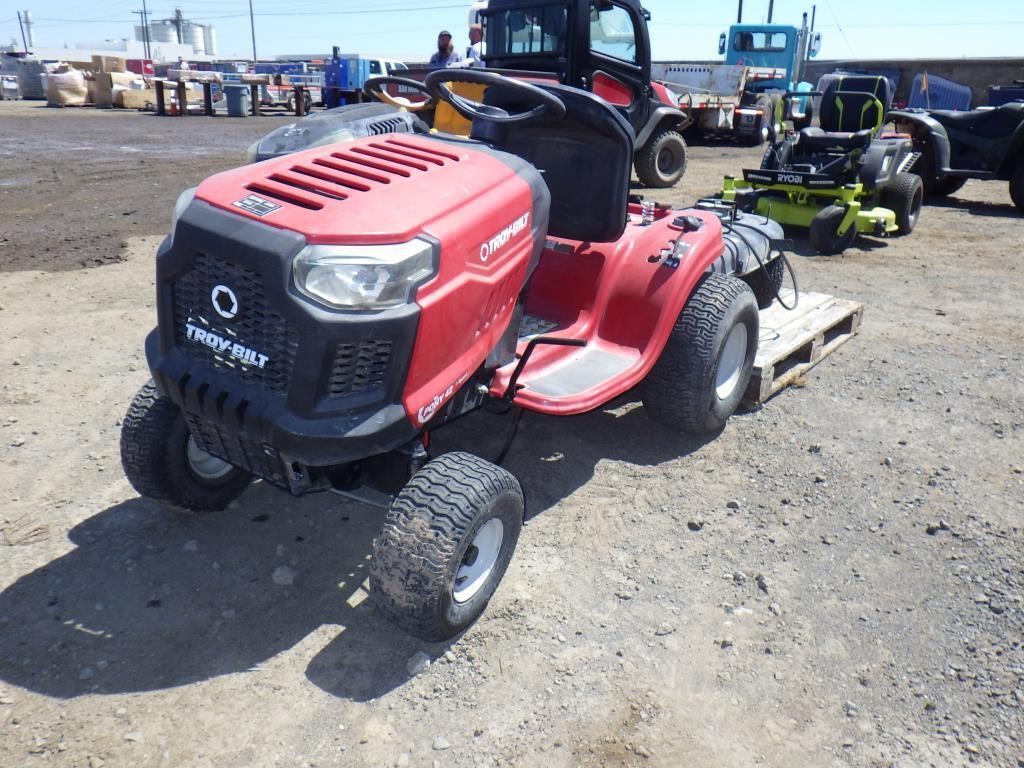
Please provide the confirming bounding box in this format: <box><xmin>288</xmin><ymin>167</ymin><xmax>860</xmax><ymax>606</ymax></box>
<box><xmin>653</xmin><ymin>17</ymin><xmax>821</xmax><ymax>144</ymax></box>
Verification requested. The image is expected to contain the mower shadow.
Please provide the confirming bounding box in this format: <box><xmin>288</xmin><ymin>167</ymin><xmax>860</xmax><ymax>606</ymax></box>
<box><xmin>0</xmin><ymin>400</ymin><xmax>719</xmax><ymax>703</ymax></box>
<box><xmin>926</xmin><ymin>196</ymin><xmax>1022</xmax><ymax>219</ymax></box>
<box><xmin>787</xmin><ymin>232</ymin><xmax>889</xmax><ymax>259</ymax></box>
<box><xmin>0</xmin><ymin>487</ymin><xmax>431</xmax><ymax>702</ymax></box>
<box><xmin>428</xmin><ymin>396</ymin><xmax>720</xmax><ymax>521</ymax></box>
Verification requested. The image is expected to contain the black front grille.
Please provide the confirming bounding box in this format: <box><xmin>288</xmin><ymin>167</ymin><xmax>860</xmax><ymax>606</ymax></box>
<box><xmin>173</xmin><ymin>253</ymin><xmax>299</xmax><ymax>394</ymax></box>
<box><xmin>328</xmin><ymin>340</ymin><xmax>393</xmax><ymax>397</ymax></box>
<box><xmin>184</xmin><ymin>412</ymin><xmax>290</xmax><ymax>489</ymax></box>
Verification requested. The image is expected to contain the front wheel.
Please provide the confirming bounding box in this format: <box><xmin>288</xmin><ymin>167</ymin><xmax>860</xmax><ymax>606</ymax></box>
<box><xmin>882</xmin><ymin>171</ymin><xmax>924</xmax><ymax>235</ymax></box>
<box><xmin>809</xmin><ymin>205</ymin><xmax>858</xmax><ymax>255</ymax></box>
<box><xmin>635</xmin><ymin>128</ymin><xmax>687</xmax><ymax>188</ymax></box>
<box><xmin>641</xmin><ymin>274</ymin><xmax>759</xmax><ymax>435</ymax></box>
<box><xmin>120</xmin><ymin>381</ymin><xmax>251</xmax><ymax>513</ymax></box>
<box><xmin>369</xmin><ymin>452</ymin><xmax>524</xmax><ymax>642</ymax></box>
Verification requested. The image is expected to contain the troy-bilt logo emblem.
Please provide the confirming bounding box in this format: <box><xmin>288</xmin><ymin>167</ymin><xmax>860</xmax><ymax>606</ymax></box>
<box><xmin>231</xmin><ymin>194</ymin><xmax>281</xmax><ymax>217</ymax></box>
<box><xmin>417</xmin><ymin>384</ymin><xmax>455</xmax><ymax>425</ymax></box>
<box><xmin>479</xmin><ymin>212</ymin><xmax>530</xmax><ymax>263</ymax></box>
<box><xmin>211</xmin><ymin>284</ymin><xmax>239</xmax><ymax>320</ymax></box>
<box><xmin>185</xmin><ymin>322</ymin><xmax>270</xmax><ymax>369</ymax></box>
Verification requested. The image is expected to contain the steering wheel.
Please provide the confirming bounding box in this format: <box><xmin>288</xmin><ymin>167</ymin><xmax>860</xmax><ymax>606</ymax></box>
<box><xmin>423</xmin><ymin>69</ymin><xmax>566</xmax><ymax>124</ymax></box>
<box><xmin>364</xmin><ymin>76</ymin><xmax>435</xmax><ymax>112</ymax></box>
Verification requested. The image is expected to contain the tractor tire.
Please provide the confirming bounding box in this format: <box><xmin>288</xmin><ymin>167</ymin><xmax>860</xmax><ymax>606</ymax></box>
<box><xmin>882</xmin><ymin>171</ymin><xmax>924</xmax><ymax>235</ymax></box>
<box><xmin>635</xmin><ymin>128</ymin><xmax>687</xmax><ymax>188</ymax></box>
<box><xmin>912</xmin><ymin>141</ymin><xmax>964</xmax><ymax>197</ymax></box>
<box><xmin>743</xmin><ymin>255</ymin><xmax>785</xmax><ymax>309</ymax></box>
<box><xmin>120</xmin><ymin>380</ymin><xmax>251</xmax><ymax>513</ymax></box>
<box><xmin>641</xmin><ymin>274</ymin><xmax>758</xmax><ymax>435</ymax></box>
<box><xmin>1010</xmin><ymin>162</ymin><xmax>1024</xmax><ymax>212</ymax></box>
<box><xmin>809</xmin><ymin>205</ymin><xmax>857</xmax><ymax>255</ymax></box>
<box><xmin>369</xmin><ymin>452</ymin><xmax>524</xmax><ymax>642</ymax></box>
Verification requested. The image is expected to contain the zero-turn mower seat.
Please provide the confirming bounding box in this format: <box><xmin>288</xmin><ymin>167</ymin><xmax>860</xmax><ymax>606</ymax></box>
<box><xmin>795</xmin><ymin>75</ymin><xmax>891</xmax><ymax>153</ymax></box>
<box><xmin>470</xmin><ymin>82</ymin><xmax>635</xmax><ymax>243</ymax></box>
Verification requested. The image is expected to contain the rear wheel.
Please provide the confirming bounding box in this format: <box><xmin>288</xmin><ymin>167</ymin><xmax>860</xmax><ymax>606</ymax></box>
<box><xmin>120</xmin><ymin>381</ymin><xmax>251</xmax><ymax>513</ymax></box>
<box><xmin>1010</xmin><ymin>162</ymin><xmax>1024</xmax><ymax>212</ymax></box>
<box><xmin>932</xmin><ymin>176</ymin><xmax>966</xmax><ymax>197</ymax></box>
<box><xmin>641</xmin><ymin>274</ymin><xmax>758</xmax><ymax>434</ymax></box>
<box><xmin>635</xmin><ymin>128</ymin><xmax>687</xmax><ymax>188</ymax></box>
<box><xmin>743</xmin><ymin>256</ymin><xmax>785</xmax><ymax>309</ymax></box>
<box><xmin>809</xmin><ymin>205</ymin><xmax>857</xmax><ymax>255</ymax></box>
<box><xmin>369</xmin><ymin>452</ymin><xmax>524</xmax><ymax>642</ymax></box>
<box><xmin>744</xmin><ymin>95</ymin><xmax>774</xmax><ymax>146</ymax></box>
<box><xmin>882</xmin><ymin>171</ymin><xmax>924</xmax><ymax>235</ymax></box>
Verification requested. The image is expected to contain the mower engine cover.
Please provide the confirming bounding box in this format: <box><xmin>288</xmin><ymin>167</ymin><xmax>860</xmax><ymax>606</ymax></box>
<box><xmin>246</xmin><ymin>103</ymin><xmax>426</xmax><ymax>163</ymax></box>
<box><xmin>146</xmin><ymin>134</ymin><xmax>549</xmax><ymax>483</ymax></box>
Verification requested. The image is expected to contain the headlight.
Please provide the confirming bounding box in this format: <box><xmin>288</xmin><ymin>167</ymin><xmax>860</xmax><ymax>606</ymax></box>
<box><xmin>293</xmin><ymin>239</ymin><xmax>436</xmax><ymax>310</ymax></box>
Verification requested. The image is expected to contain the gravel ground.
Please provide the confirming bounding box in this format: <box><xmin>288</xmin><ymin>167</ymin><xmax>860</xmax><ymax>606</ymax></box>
<box><xmin>0</xmin><ymin>100</ymin><xmax>1022</xmax><ymax>768</ymax></box>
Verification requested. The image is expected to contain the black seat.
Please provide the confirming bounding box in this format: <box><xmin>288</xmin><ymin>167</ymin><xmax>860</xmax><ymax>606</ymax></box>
<box><xmin>470</xmin><ymin>82</ymin><xmax>635</xmax><ymax>243</ymax></box>
<box><xmin>795</xmin><ymin>76</ymin><xmax>891</xmax><ymax>154</ymax></box>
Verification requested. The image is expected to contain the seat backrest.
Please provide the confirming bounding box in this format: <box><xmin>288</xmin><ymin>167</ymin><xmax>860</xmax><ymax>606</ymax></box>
<box><xmin>819</xmin><ymin>75</ymin><xmax>891</xmax><ymax>134</ymax></box>
<box><xmin>470</xmin><ymin>82</ymin><xmax>635</xmax><ymax>243</ymax></box>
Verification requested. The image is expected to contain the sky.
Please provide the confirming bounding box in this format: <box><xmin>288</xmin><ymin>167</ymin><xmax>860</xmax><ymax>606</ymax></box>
<box><xmin>3</xmin><ymin>0</ymin><xmax>1023</xmax><ymax>62</ymax></box>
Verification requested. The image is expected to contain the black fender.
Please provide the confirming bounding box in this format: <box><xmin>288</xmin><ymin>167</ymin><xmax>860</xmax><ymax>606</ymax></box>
<box><xmin>635</xmin><ymin>105</ymin><xmax>689</xmax><ymax>149</ymax></box>
<box><xmin>998</xmin><ymin>119</ymin><xmax>1024</xmax><ymax>177</ymax></box>
<box><xmin>889</xmin><ymin>109</ymin><xmax>953</xmax><ymax>175</ymax></box>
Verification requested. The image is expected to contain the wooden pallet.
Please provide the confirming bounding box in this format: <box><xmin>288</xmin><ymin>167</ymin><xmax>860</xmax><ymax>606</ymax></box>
<box><xmin>744</xmin><ymin>290</ymin><xmax>864</xmax><ymax>405</ymax></box>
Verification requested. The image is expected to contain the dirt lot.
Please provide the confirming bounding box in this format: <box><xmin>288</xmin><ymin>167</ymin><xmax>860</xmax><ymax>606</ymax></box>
<box><xmin>1</xmin><ymin>100</ymin><xmax>1022</xmax><ymax>768</ymax></box>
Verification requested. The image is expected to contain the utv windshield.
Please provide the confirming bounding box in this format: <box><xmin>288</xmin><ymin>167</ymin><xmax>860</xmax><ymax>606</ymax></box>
<box><xmin>485</xmin><ymin>3</ymin><xmax>569</xmax><ymax>56</ymax></box>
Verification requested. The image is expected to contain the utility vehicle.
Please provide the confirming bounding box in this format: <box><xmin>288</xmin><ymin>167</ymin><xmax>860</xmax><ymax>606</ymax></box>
<box><xmin>890</xmin><ymin>102</ymin><xmax>1024</xmax><ymax>211</ymax></box>
<box><xmin>120</xmin><ymin>69</ymin><xmax>787</xmax><ymax>641</ymax></box>
<box><xmin>721</xmin><ymin>75</ymin><xmax>923</xmax><ymax>255</ymax></box>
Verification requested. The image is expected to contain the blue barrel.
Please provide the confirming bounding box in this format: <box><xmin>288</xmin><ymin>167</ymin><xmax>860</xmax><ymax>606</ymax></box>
<box><xmin>224</xmin><ymin>84</ymin><xmax>250</xmax><ymax>117</ymax></box>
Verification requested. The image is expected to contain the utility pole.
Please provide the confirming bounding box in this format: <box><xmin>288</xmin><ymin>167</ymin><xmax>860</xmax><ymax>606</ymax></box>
<box><xmin>249</xmin><ymin>0</ymin><xmax>257</xmax><ymax>66</ymax></box>
<box><xmin>173</xmin><ymin>7</ymin><xmax>184</xmax><ymax>44</ymax></box>
<box><xmin>133</xmin><ymin>6</ymin><xmax>152</xmax><ymax>59</ymax></box>
<box><xmin>737</xmin><ymin>0</ymin><xmax>743</xmax><ymax>24</ymax></box>
<box><xmin>16</xmin><ymin>11</ymin><xmax>28</xmax><ymax>53</ymax></box>
<box><xmin>767</xmin><ymin>0</ymin><xmax>774</xmax><ymax>23</ymax></box>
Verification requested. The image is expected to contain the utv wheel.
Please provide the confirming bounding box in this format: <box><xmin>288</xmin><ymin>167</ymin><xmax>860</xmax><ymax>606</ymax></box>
<box><xmin>120</xmin><ymin>380</ymin><xmax>251</xmax><ymax>513</ymax></box>
<box><xmin>635</xmin><ymin>129</ymin><xmax>687</xmax><ymax>188</ymax></box>
<box><xmin>809</xmin><ymin>205</ymin><xmax>857</xmax><ymax>255</ymax></box>
<box><xmin>743</xmin><ymin>256</ymin><xmax>785</xmax><ymax>309</ymax></box>
<box><xmin>1010</xmin><ymin>162</ymin><xmax>1024</xmax><ymax>212</ymax></box>
<box><xmin>641</xmin><ymin>274</ymin><xmax>758</xmax><ymax>435</ymax></box>
<box><xmin>882</xmin><ymin>172</ymin><xmax>924</xmax><ymax>235</ymax></box>
<box><xmin>369</xmin><ymin>452</ymin><xmax>524</xmax><ymax>642</ymax></box>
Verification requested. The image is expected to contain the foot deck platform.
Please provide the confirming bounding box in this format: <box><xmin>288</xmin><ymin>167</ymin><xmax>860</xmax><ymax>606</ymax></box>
<box><xmin>745</xmin><ymin>290</ymin><xmax>864</xmax><ymax>405</ymax></box>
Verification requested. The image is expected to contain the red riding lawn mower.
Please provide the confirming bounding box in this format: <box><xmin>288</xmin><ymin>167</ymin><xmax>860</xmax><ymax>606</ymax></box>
<box><xmin>121</xmin><ymin>69</ymin><xmax>792</xmax><ymax>641</ymax></box>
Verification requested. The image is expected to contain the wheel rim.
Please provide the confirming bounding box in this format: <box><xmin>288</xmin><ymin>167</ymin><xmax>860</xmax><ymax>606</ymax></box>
<box><xmin>186</xmin><ymin>435</ymin><xmax>234</xmax><ymax>481</ymax></box>
<box><xmin>716</xmin><ymin>323</ymin><xmax>748</xmax><ymax>400</ymax></box>
<box><xmin>453</xmin><ymin>518</ymin><xmax>504</xmax><ymax>604</ymax></box>
<box><xmin>657</xmin><ymin>145</ymin><xmax>678</xmax><ymax>174</ymax></box>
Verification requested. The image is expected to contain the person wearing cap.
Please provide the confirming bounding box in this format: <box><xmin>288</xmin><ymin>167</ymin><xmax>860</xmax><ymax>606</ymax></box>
<box><xmin>465</xmin><ymin>23</ymin><xmax>486</xmax><ymax>68</ymax></box>
<box><xmin>428</xmin><ymin>30</ymin><xmax>463</xmax><ymax>69</ymax></box>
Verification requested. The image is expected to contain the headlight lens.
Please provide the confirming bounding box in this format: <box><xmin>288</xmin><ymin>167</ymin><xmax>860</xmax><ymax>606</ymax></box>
<box><xmin>293</xmin><ymin>239</ymin><xmax>436</xmax><ymax>310</ymax></box>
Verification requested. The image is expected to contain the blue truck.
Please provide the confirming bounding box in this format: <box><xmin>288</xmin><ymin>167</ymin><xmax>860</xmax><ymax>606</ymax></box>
<box><xmin>652</xmin><ymin>17</ymin><xmax>820</xmax><ymax>144</ymax></box>
<box><xmin>324</xmin><ymin>49</ymin><xmax>408</xmax><ymax>108</ymax></box>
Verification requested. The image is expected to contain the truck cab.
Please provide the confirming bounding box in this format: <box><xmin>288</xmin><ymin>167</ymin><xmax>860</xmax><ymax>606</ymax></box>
<box><xmin>481</xmin><ymin>0</ymin><xmax>689</xmax><ymax>186</ymax></box>
<box><xmin>719</xmin><ymin>23</ymin><xmax>820</xmax><ymax>93</ymax></box>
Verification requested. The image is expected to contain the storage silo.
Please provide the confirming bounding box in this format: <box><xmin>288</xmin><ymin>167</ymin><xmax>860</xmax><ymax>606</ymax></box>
<box><xmin>181</xmin><ymin>22</ymin><xmax>204</xmax><ymax>54</ymax></box>
<box><xmin>201</xmin><ymin>25</ymin><xmax>217</xmax><ymax>56</ymax></box>
<box><xmin>147</xmin><ymin>20</ymin><xmax>178</xmax><ymax>44</ymax></box>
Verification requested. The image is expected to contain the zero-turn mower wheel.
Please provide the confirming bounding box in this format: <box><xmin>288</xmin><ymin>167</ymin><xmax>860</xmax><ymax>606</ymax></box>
<box><xmin>883</xmin><ymin>172</ymin><xmax>924</xmax><ymax>235</ymax></box>
<box><xmin>809</xmin><ymin>205</ymin><xmax>857</xmax><ymax>255</ymax></box>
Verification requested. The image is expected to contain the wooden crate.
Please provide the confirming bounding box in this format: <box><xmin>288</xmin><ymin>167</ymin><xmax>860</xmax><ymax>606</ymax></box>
<box><xmin>744</xmin><ymin>290</ymin><xmax>864</xmax><ymax>405</ymax></box>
